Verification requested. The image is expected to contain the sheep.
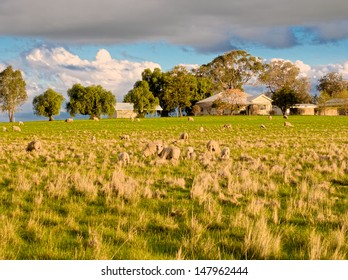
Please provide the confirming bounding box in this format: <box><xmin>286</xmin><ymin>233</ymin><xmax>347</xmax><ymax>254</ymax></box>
<box><xmin>179</xmin><ymin>132</ymin><xmax>188</xmax><ymax>141</ymax></box>
<box><xmin>260</xmin><ymin>124</ymin><xmax>266</xmax><ymax>129</ymax></box>
<box><xmin>220</xmin><ymin>147</ymin><xmax>230</xmax><ymax>160</ymax></box>
<box><xmin>143</xmin><ymin>141</ymin><xmax>162</xmax><ymax>157</ymax></box>
<box><xmin>206</xmin><ymin>140</ymin><xmax>220</xmax><ymax>153</ymax></box>
<box><xmin>158</xmin><ymin>145</ymin><xmax>181</xmax><ymax>160</ymax></box>
<box><xmin>186</xmin><ymin>146</ymin><xmax>196</xmax><ymax>160</ymax></box>
<box><xmin>120</xmin><ymin>134</ymin><xmax>130</xmax><ymax>140</ymax></box>
<box><xmin>18</xmin><ymin>121</ymin><xmax>24</xmax><ymax>126</ymax></box>
<box><xmin>283</xmin><ymin>115</ymin><xmax>288</xmax><ymax>119</ymax></box>
<box><xmin>91</xmin><ymin>135</ymin><xmax>97</xmax><ymax>143</ymax></box>
<box><xmin>223</xmin><ymin>124</ymin><xmax>232</xmax><ymax>129</ymax></box>
<box><xmin>199</xmin><ymin>126</ymin><xmax>204</xmax><ymax>133</ymax></box>
<box><xmin>65</xmin><ymin>118</ymin><xmax>73</xmax><ymax>122</ymax></box>
<box><xmin>2</xmin><ymin>127</ymin><xmax>7</xmax><ymax>132</ymax></box>
<box><xmin>92</xmin><ymin>116</ymin><xmax>99</xmax><ymax>121</ymax></box>
<box><xmin>268</xmin><ymin>115</ymin><xmax>272</xmax><ymax>120</ymax></box>
<box><xmin>284</xmin><ymin>121</ymin><xmax>294</xmax><ymax>127</ymax></box>
<box><xmin>188</xmin><ymin>117</ymin><xmax>194</xmax><ymax>122</ymax></box>
<box><xmin>118</xmin><ymin>152</ymin><xmax>130</xmax><ymax>165</ymax></box>
<box><xmin>136</xmin><ymin>118</ymin><xmax>140</xmax><ymax>122</ymax></box>
<box><xmin>12</xmin><ymin>126</ymin><xmax>21</xmax><ymax>132</ymax></box>
<box><xmin>26</xmin><ymin>140</ymin><xmax>42</xmax><ymax>152</ymax></box>
<box><xmin>130</xmin><ymin>117</ymin><xmax>135</xmax><ymax>122</ymax></box>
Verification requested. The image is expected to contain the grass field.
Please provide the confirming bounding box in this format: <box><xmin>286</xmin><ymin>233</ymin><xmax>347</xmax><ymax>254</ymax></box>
<box><xmin>0</xmin><ymin>115</ymin><xmax>348</xmax><ymax>259</ymax></box>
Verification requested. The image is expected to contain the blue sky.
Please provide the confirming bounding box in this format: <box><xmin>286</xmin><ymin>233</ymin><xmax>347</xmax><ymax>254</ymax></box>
<box><xmin>0</xmin><ymin>0</ymin><xmax>348</xmax><ymax>117</ymax></box>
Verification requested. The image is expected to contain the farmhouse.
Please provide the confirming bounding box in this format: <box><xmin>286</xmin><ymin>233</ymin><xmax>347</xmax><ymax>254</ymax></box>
<box><xmin>113</xmin><ymin>103</ymin><xmax>163</xmax><ymax>118</ymax></box>
<box><xmin>196</xmin><ymin>92</ymin><xmax>273</xmax><ymax>115</ymax></box>
<box><xmin>289</xmin><ymin>104</ymin><xmax>317</xmax><ymax>115</ymax></box>
<box><xmin>318</xmin><ymin>98</ymin><xmax>348</xmax><ymax>116</ymax></box>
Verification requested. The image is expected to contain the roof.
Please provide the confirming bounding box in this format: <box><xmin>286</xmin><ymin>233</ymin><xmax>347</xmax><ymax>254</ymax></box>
<box><xmin>323</xmin><ymin>98</ymin><xmax>348</xmax><ymax>107</ymax></box>
<box><xmin>291</xmin><ymin>104</ymin><xmax>317</xmax><ymax>108</ymax></box>
<box><xmin>197</xmin><ymin>92</ymin><xmax>271</xmax><ymax>105</ymax></box>
<box><xmin>197</xmin><ymin>91</ymin><xmax>252</xmax><ymax>104</ymax></box>
<box><xmin>115</xmin><ymin>102</ymin><xmax>163</xmax><ymax>111</ymax></box>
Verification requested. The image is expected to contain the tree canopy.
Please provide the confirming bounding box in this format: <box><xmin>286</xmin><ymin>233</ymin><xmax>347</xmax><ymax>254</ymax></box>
<box><xmin>124</xmin><ymin>80</ymin><xmax>159</xmax><ymax>117</ymax></box>
<box><xmin>197</xmin><ymin>50</ymin><xmax>263</xmax><ymax>91</ymax></box>
<box><xmin>0</xmin><ymin>65</ymin><xmax>27</xmax><ymax>122</ymax></box>
<box><xmin>66</xmin><ymin>84</ymin><xmax>116</xmax><ymax>118</ymax></box>
<box><xmin>33</xmin><ymin>88</ymin><xmax>64</xmax><ymax>121</ymax></box>
<box><xmin>316</xmin><ymin>72</ymin><xmax>348</xmax><ymax>97</ymax></box>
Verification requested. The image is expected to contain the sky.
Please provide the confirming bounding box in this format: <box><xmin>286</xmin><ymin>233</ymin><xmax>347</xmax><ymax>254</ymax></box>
<box><xmin>0</xmin><ymin>0</ymin><xmax>348</xmax><ymax>118</ymax></box>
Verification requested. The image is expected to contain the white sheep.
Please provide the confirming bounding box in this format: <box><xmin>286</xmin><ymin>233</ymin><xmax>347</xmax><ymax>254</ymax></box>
<box><xmin>158</xmin><ymin>146</ymin><xmax>181</xmax><ymax>160</ymax></box>
<box><xmin>223</xmin><ymin>124</ymin><xmax>232</xmax><ymax>129</ymax></box>
<box><xmin>26</xmin><ymin>140</ymin><xmax>42</xmax><ymax>152</ymax></box>
<box><xmin>283</xmin><ymin>115</ymin><xmax>288</xmax><ymax>119</ymax></box>
<box><xmin>2</xmin><ymin>127</ymin><xmax>7</xmax><ymax>132</ymax></box>
<box><xmin>268</xmin><ymin>115</ymin><xmax>272</xmax><ymax>120</ymax></box>
<box><xmin>118</xmin><ymin>152</ymin><xmax>130</xmax><ymax>165</ymax></box>
<box><xmin>179</xmin><ymin>132</ymin><xmax>188</xmax><ymax>141</ymax></box>
<box><xmin>120</xmin><ymin>134</ymin><xmax>130</xmax><ymax>140</ymax></box>
<box><xmin>130</xmin><ymin>117</ymin><xmax>135</xmax><ymax>122</ymax></box>
<box><xmin>186</xmin><ymin>146</ymin><xmax>196</xmax><ymax>160</ymax></box>
<box><xmin>136</xmin><ymin>118</ymin><xmax>140</xmax><ymax>122</ymax></box>
<box><xmin>220</xmin><ymin>147</ymin><xmax>230</xmax><ymax>160</ymax></box>
<box><xmin>143</xmin><ymin>141</ymin><xmax>162</xmax><ymax>157</ymax></box>
<box><xmin>188</xmin><ymin>117</ymin><xmax>194</xmax><ymax>122</ymax></box>
<box><xmin>12</xmin><ymin>126</ymin><xmax>21</xmax><ymax>132</ymax></box>
<box><xmin>260</xmin><ymin>124</ymin><xmax>266</xmax><ymax>129</ymax></box>
<box><xmin>18</xmin><ymin>121</ymin><xmax>24</xmax><ymax>126</ymax></box>
<box><xmin>199</xmin><ymin>126</ymin><xmax>204</xmax><ymax>133</ymax></box>
<box><xmin>284</xmin><ymin>121</ymin><xmax>294</xmax><ymax>127</ymax></box>
<box><xmin>65</xmin><ymin>118</ymin><xmax>73</xmax><ymax>122</ymax></box>
<box><xmin>93</xmin><ymin>116</ymin><xmax>99</xmax><ymax>121</ymax></box>
<box><xmin>206</xmin><ymin>140</ymin><xmax>220</xmax><ymax>153</ymax></box>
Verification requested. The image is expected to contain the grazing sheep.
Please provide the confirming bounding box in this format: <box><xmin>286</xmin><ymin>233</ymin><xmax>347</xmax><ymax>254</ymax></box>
<box><xmin>284</xmin><ymin>121</ymin><xmax>294</xmax><ymax>127</ymax></box>
<box><xmin>268</xmin><ymin>115</ymin><xmax>272</xmax><ymax>120</ymax></box>
<box><xmin>143</xmin><ymin>141</ymin><xmax>162</xmax><ymax>157</ymax></box>
<box><xmin>186</xmin><ymin>146</ymin><xmax>196</xmax><ymax>160</ymax></box>
<box><xmin>120</xmin><ymin>134</ymin><xmax>130</xmax><ymax>140</ymax></box>
<box><xmin>130</xmin><ymin>117</ymin><xmax>135</xmax><ymax>122</ymax></box>
<box><xmin>220</xmin><ymin>147</ymin><xmax>230</xmax><ymax>160</ymax></box>
<box><xmin>199</xmin><ymin>126</ymin><xmax>204</xmax><ymax>133</ymax></box>
<box><xmin>26</xmin><ymin>140</ymin><xmax>42</xmax><ymax>152</ymax></box>
<box><xmin>2</xmin><ymin>127</ymin><xmax>7</xmax><ymax>132</ymax></box>
<box><xmin>223</xmin><ymin>124</ymin><xmax>232</xmax><ymax>129</ymax></box>
<box><xmin>260</xmin><ymin>124</ymin><xmax>266</xmax><ymax>129</ymax></box>
<box><xmin>18</xmin><ymin>121</ymin><xmax>24</xmax><ymax>126</ymax></box>
<box><xmin>136</xmin><ymin>118</ymin><xmax>140</xmax><ymax>122</ymax></box>
<box><xmin>188</xmin><ymin>117</ymin><xmax>194</xmax><ymax>122</ymax></box>
<box><xmin>206</xmin><ymin>140</ymin><xmax>220</xmax><ymax>153</ymax></box>
<box><xmin>92</xmin><ymin>116</ymin><xmax>99</xmax><ymax>121</ymax></box>
<box><xmin>12</xmin><ymin>126</ymin><xmax>21</xmax><ymax>132</ymax></box>
<box><xmin>91</xmin><ymin>135</ymin><xmax>97</xmax><ymax>143</ymax></box>
<box><xmin>158</xmin><ymin>146</ymin><xmax>181</xmax><ymax>160</ymax></box>
<box><xmin>118</xmin><ymin>152</ymin><xmax>130</xmax><ymax>165</ymax></box>
<box><xmin>179</xmin><ymin>132</ymin><xmax>188</xmax><ymax>141</ymax></box>
<box><xmin>283</xmin><ymin>115</ymin><xmax>288</xmax><ymax>119</ymax></box>
<box><xmin>65</xmin><ymin>118</ymin><xmax>73</xmax><ymax>122</ymax></box>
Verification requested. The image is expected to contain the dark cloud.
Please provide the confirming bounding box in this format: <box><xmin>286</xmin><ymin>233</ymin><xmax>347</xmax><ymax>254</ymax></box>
<box><xmin>0</xmin><ymin>0</ymin><xmax>347</xmax><ymax>52</ymax></box>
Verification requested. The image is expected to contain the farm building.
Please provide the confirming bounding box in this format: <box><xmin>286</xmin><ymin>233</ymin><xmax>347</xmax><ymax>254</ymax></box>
<box><xmin>113</xmin><ymin>103</ymin><xmax>163</xmax><ymax>118</ymax></box>
<box><xmin>196</xmin><ymin>92</ymin><xmax>273</xmax><ymax>115</ymax></box>
<box><xmin>318</xmin><ymin>98</ymin><xmax>348</xmax><ymax>116</ymax></box>
<box><xmin>289</xmin><ymin>104</ymin><xmax>317</xmax><ymax>115</ymax></box>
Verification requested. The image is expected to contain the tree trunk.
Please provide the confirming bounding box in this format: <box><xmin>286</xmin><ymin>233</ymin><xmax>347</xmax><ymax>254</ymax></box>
<box><xmin>8</xmin><ymin>110</ymin><xmax>14</xmax><ymax>122</ymax></box>
<box><xmin>178</xmin><ymin>107</ymin><xmax>183</xmax><ymax>117</ymax></box>
<box><xmin>49</xmin><ymin>115</ymin><xmax>54</xmax><ymax>121</ymax></box>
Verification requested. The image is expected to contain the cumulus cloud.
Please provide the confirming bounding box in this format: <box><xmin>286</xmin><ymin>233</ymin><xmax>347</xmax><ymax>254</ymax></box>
<box><xmin>19</xmin><ymin>46</ymin><xmax>161</xmax><ymax>110</ymax></box>
<box><xmin>0</xmin><ymin>0</ymin><xmax>347</xmax><ymax>52</ymax></box>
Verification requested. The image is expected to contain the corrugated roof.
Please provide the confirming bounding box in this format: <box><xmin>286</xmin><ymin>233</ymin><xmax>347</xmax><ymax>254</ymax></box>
<box><xmin>324</xmin><ymin>98</ymin><xmax>348</xmax><ymax>106</ymax></box>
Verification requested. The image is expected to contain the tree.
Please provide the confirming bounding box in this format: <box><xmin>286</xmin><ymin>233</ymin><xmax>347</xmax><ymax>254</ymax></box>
<box><xmin>316</xmin><ymin>72</ymin><xmax>348</xmax><ymax>97</ymax></box>
<box><xmin>33</xmin><ymin>88</ymin><xmax>64</xmax><ymax>121</ymax></box>
<box><xmin>66</xmin><ymin>84</ymin><xmax>116</xmax><ymax>118</ymax></box>
<box><xmin>0</xmin><ymin>66</ymin><xmax>27</xmax><ymax>122</ymax></box>
<box><xmin>191</xmin><ymin>105</ymin><xmax>201</xmax><ymax>116</ymax></box>
<box><xmin>272</xmin><ymin>86</ymin><xmax>299</xmax><ymax>115</ymax></box>
<box><xmin>124</xmin><ymin>80</ymin><xmax>159</xmax><ymax>118</ymax></box>
<box><xmin>212</xmin><ymin>88</ymin><xmax>247</xmax><ymax>115</ymax></box>
<box><xmin>317</xmin><ymin>91</ymin><xmax>331</xmax><ymax>115</ymax></box>
<box><xmin>162</xmin><ymin>66</ymin><xmax>197</xmax><ymax>117</ymax></box>
<box><xmin>197</xmin><ymin>50</ymin><xmax>264</xmax><ymax>91</ymax></box>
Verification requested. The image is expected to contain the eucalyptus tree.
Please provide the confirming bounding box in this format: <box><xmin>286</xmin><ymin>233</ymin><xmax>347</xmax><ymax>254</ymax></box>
<box><xmin>0</xmin><ymin>66</ymin><xmax>27</xmax><ymax>122</ymax></box>
<box><xmin>33</xmin><ymin>88</ymin><xmax>64</xmax><ymax>121</ymax></box>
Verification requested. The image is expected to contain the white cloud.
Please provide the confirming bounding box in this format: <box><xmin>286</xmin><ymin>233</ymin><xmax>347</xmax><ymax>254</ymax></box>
<box><xmin>23</xmin><ymin>46</ymin><xmax>161</xmax><ymax>104</ymax></box>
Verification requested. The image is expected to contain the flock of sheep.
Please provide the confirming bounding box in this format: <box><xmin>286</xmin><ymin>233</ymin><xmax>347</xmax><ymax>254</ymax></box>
<box><xmin>5</xmin><ymin>115</ymin><xmax>294</xmax><ymax>166</ymax></box>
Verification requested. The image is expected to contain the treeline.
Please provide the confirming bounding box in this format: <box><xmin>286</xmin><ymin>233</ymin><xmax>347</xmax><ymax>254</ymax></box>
<box><xmin>0</xmin><ymin>50</ymin><xmax>347</xmax><ymax>121</ymax></box>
